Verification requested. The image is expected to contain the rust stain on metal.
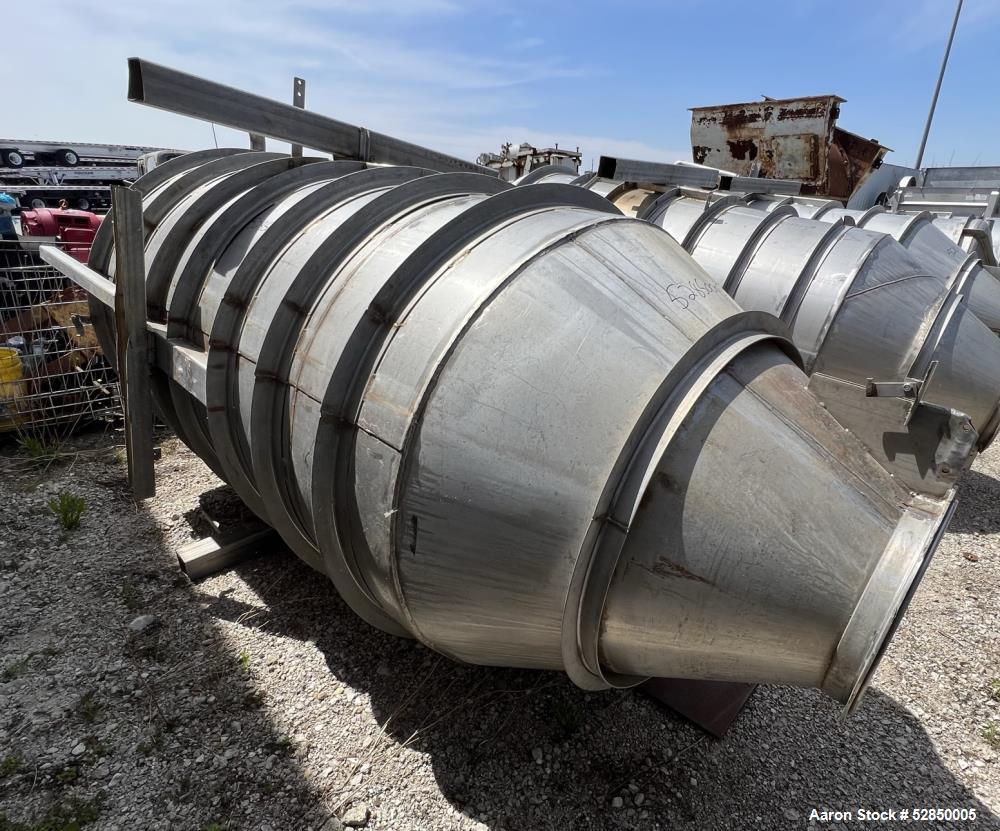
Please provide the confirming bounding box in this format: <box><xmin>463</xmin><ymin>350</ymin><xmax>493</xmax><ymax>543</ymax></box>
<box><xmin>721</xmin><ymin>107</ymin><xmax>768</xmax><ymax>128</ymax></box>
<box><xmin>726</xmin><ymin>139</ymin><xmax>758</xmax><ymax>162</ymax></box>
<box><xmin>777</xmin><ymin>104</ymin><xmax>828</xmax><ymax>121</ymax></box>
<box><xmin>689</xmin><ymin>94</ymin><xmax>889</xmax><ymax>200</ymax></box>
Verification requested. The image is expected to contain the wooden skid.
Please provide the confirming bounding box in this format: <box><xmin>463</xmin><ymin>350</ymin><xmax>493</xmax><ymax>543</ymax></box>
<box><xmin>177</xmin><ymin>527</ymin><xmax>282</xmax><ymax>580</ymax></box>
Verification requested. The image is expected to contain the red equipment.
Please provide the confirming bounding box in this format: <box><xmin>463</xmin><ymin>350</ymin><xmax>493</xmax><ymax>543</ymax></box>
<box><xmin>19</xmin><ymin>208</ymin><xmax>101</xmax><ymax>262</ymax></box>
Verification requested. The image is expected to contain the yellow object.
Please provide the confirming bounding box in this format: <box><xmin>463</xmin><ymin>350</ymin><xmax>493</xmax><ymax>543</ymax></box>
<box><xmin>0</xmin><ymin>347</ymin><xmax>25</xmax><ymax>430</ymax></box>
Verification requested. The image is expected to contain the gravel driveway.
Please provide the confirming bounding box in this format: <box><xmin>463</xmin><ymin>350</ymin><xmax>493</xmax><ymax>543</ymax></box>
<box><xmin>1</xmin><ymin>427</ymin><xmax>997</xmax><ymax>830</ymax></box>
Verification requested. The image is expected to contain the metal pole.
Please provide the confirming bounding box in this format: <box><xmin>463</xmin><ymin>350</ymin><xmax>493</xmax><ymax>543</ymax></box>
<box><xmin>914</xmin><ymin>0</ymin><xmax>963</xmax><ymax>169</ymax></box>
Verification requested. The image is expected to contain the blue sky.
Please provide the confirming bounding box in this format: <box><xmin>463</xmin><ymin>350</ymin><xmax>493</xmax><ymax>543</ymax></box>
<box><xmin>7</xmin><ymin>1</ymin><xmax>999</xmax><ymax>169</ymax></box>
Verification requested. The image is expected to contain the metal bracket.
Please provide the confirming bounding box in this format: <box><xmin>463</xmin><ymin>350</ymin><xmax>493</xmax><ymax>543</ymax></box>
<box><xmin>864</xmin><ymin>357</ymin><xmax>976</xmax><ymax>481</ymax></box>
<box><xmin>865</xmin><ymin>360</ymin><xmax>939</xmax><ymax>426</ymax></box>
<box><xmin>926</xmin><ymin>405</ymin><xmax>978</xmax><ymax>480</ymax></box>
<box><xmin>290</xmin><ymin>76</ymin><xmax>305</xmax><ymax>159</ymax></box>
<box><xmin>865</xmin><ymin>377</ymin><xmax>921</xmax><ymax>399</ymax></box>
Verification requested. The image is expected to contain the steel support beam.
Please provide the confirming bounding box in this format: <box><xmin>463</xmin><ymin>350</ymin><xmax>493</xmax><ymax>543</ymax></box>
<box><xmin>111</xmin><ymin>186</ymin><xmax>156</xmax><ymax>500</ymax></box>
<box><xmin>597</xmin><ymin>156</ymin><xmax>720</xmax><ymax>188</ymax></box>
<box><xmin>127</xmin><ymin>58</ymin><xmax>494</xmax><ymax>175</ymax></box>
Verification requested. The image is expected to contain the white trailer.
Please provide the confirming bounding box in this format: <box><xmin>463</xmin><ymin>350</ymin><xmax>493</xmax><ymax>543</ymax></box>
<box><xmin>0</xmin><ymin>138</ymin><xmax>177</xmax><ymax>168</ymax></box>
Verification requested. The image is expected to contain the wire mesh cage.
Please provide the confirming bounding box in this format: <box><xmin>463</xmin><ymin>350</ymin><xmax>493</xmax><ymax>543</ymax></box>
<box><xmin>0</xmin><ymin>239</ymin><xmax>120</xmax><ymax>438</ymax></box>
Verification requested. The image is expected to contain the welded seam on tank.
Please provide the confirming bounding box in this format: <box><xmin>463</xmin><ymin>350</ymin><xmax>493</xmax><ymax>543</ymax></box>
<box><xmin>147</xmin><ymin>159</ymin><xmax>308</xmax><ymax>323</ymax></box>
<box><xmin>142</xmin><ymin>161</ymin><xmax>312</xmax><ymax>462</ymax></box>
<box><xmin>257</xmin><ymin>177</ymin><xmax>513</xmax><ymax>549</ymax></box>
<box><xmin>563</xmin><ymin>320</ymin><xmax>798</xmax><ymax>689</ymax></box>
<box><xmin>165</xmin><ymin>161</ymin><xmax>349</xmax><ymax>341</ymax></box>
<box><xmin>565</xmin><ymin>219</ymin><xmax>745</xmax><ymax>333</ymax></box>
<box><xmin>905</xmin><ymin>291</ymin><xmax>963</xmax><ymax>385</ymax></box>
<box><xmin>359</xmin><ymin>212</ymin><xmax>627</xmax><ymax>453</ymax></box>
<box><xmin>777</xmin><ymin>221</ymin><xmax>853</xmax><ymax>327</ymax></box>
<box><xmin>144</xmin><ymin>153</ymin><xmax>285</xmax><ymax>228</ymax></box>
<box><xmin>822</xmin><ymin>496</ymin><xmax>953</xmax><ymax>713</ymax></box>
<box><xmin>163</xmin><ymin>167</ymin><xmax>358</xmax><ymax>518</ymax></box>
<box><xmin>807</xmin><ymin>234</ymin><xmax>919</xmax><ymax>372</ymax></box>
<box><xmin>842</xmin><ymin>273</ymin><xmax>937</xmax><ymax>299</ymax></box>
<box><xmin>381</xmin><ymin>214</ymin><xmax>635</xmax><ymax>651</ymax></box>
<box><xmin>381</xmin><ymin>216</ymin><xmax>780</xmax><ymax>658</ymax></box>
<box><xmin>160</xmin><ymin>164</ymin><xmax>338</xmax><ymax>480</ymax></box>
<box><xmin>679</xmin><ymin>194</ymin><xmax>745</xmax><ymax>252</ymax></box>
<box><xmin>89</xmin><ymin>149</ymin><xmax>249</xmax><ymax>275</ymax></box>
<box><xmin>212</xmin><ymin>167</ymin><xmax>432</xmax><ymax>489</ymax></box>
<box><xmin>118</xmin><ymin>166</ymin><xmax>272</xmax><ymax>469</ymax></box>
<box><xmin>717</xmin><ymin>204</ymin><xmax>797</xmax><ymax>295</ymax></box>
<box><xmin>634</xmin><ymin>188</ymin><xmax>681</xmax><ymax>225</ymax></box>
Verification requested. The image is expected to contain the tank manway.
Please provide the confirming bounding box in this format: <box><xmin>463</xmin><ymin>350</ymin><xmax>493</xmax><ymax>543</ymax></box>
<box><xmin>59</xmin><ymin>150</ymin><xmax>954</xmax><ymax>713</ymax></box>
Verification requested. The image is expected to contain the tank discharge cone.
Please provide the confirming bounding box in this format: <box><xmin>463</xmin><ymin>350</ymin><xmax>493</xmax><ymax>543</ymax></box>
<box><xmin>84</xmin><ymin>151</ymin><xmax>952</xmax><ymax>713</ymax></box>
<box><xmin>624</xmin><ymin>187</ymin><xmax>1000</xmax><ymax>495</ymax></box>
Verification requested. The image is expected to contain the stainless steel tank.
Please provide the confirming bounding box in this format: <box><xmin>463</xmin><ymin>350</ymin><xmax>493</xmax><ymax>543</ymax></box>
<box><xmin>736</xmin><ymin>195</ymin><xmax>1000</xmax><ymax>334</ymax></box>
<box><xmin>609</xmin><ymin>186</ymin><xmax>1000</xmax><ymax>496</ymax></box>
<box><xmin>86</xmin><ymin>150</ymin><xmax>954</xmax><ymax>712</ymax></box>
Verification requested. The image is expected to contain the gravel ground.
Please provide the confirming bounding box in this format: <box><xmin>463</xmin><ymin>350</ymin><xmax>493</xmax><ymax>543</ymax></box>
<box><xmin>0</xmin><ymin>425</ymin><xmax>998</xmax><ymax>830</ymax></box>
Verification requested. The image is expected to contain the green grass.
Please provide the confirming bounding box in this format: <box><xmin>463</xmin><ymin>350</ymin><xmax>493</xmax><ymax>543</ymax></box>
<box><xmin>2</xmin><ymin>656</ymin><xmax>31</xmax><ymax>682</ymax></box>
<box><xmin>54</xmin><ymin>766</ymin><xmax>78</xmax><ymax>785</ymax></box>
<box><xmin>119</xmin><ymin>579</ymin><xmax>141</xmax><ymax>612</ymax></box>
<box><xmin>76</xmin><ymin>692</ymin><xmax>101</xmax><ymax>724</ymax></box>
<box><xmin>48</xmin><ymin>492</ymin><xmax>86</xmax><ymax>531</ymax></box>
<box><xmin>17</xmin><ymin>435</ymin><xmax>57</xmax><ymax>462</ymax></box>
<box><xmin>988</xmin><ymin>678</ymin><xmax>1000</xmax><ymax>702</ymax></box>
<box><xmin>0</xmin><ymin>794</ymin><xmax>102</xmax><ymax>831</ymax></box>
<box><xmin>236</xmin><ymin>649</ymin><xmax>251</xmax><ymax>672</ymax></box>
<box><xmin>0</xmin><ymin>754</ymin><xmax>22</xmax><ymax>779</ymax></box>
<box><xmin>983</xmin><ymin>723</ymin><xmax>1000</xmax><ymax>750</ymax></box>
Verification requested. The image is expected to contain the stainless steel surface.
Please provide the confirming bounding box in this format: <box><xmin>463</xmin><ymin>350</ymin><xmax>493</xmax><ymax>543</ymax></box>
<box><xmin>746</xmin><ymin>197</ymin><xmax>1000</xmax><ymax>334</ymax></box>
<box><xmin>127</xmin><ymin>58</ymin><xmax>494</xmax><ymax>176</ymax></box>
<box><xmin>39</xmin><ymin>244</ymin><xmax>116</xmax><ymax>307</ymax></box>
<box><xmin>63</xmin><ymin>149</ymin><xmax>957</xmax><ymax>713</ymax></box>
<box><xmin>511</xmin><ymin>164</ymin><xmax>580</xmax><ymax>186</ymax></box>
<box><xmin>890</xmin><ymin>177</ymin><xmax>1000</xmax><ymax>265</ymax></box>
<box><xmin>596</xmin><ymin>156</ymin><xmax>720</xmax><ymax>189</ymax></box>
<box><xmin>638</xmin><ymin>187</ymin><xmax>1000</xmax><ymax>493</ymax></box>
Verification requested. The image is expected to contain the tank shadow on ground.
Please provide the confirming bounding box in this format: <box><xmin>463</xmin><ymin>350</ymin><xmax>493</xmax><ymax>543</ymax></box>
<box><xmin>214</xmin><ymin>541</ymin><xmax>999</xmax><ymax>831</ymax></box>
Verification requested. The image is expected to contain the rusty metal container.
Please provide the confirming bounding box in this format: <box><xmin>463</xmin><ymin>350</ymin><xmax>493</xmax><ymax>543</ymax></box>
<box><xmin>689</xmin><ymin>95</ymin><xmax>889</xmax><ymax>200</ymax></box>
<box><xmin>81</xmin><ymin>150</ymin><xmax>955</xmax><ymax>713</ymax></box>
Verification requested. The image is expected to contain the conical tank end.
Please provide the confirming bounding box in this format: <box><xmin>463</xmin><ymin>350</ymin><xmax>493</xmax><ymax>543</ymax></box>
<box><xmin>596</xmin><ymin>342</ymin><xmax>953</xmax><ymax>714</ymax></box>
